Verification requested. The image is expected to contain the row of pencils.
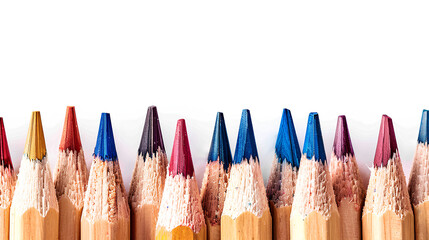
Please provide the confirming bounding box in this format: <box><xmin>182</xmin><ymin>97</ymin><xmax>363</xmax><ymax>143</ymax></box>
<box><xmin>0</xmin><ymin>106</ymin><xmax>427</xmax><ymax>240</ymax></box>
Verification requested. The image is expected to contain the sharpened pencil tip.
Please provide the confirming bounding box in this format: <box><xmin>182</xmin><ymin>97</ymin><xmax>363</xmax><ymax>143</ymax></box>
<box><xmin>208</xmin><ymin>112</ymin><xmax>232</xmax><ymax>170</ymax></box>
<box><xmin>275</xmin><ymin>109</ymin><xmax>301</xmax><ymax>168</ymax></box>
<box><xmin>333</xmin><ymin>115</ymin><xmax>354</xmax><ymax>160</ymax></box>
<box><xmin>374</xmin><ymin>114</ymin><xmax>398</xmax><ymax>167</ymax></box>
<box><xmin>93</xmin><ymin>113</ymin><xmax>118</xmax><ymax>161</ymax></box>
<box><xmin>0</xmin><ymin>118</ymin><xmax>13</xmax><ymax>169</ymax></box>
<box><xmin>233</xmin><ymin>109</ymin><xmax>259</xmax><ymax>164</ymax></box>
<box><xmin>303</xmin><ymin>112</ymin><xmax>326</xmax><ymax>163</ymax></box>
<box><xmin>418</xmin><ymin>110</ymin><xmax>429</xmax><ymax>144</ymax></box>
<box><xmin>59</xmin><ymin>106</ymin><xmax>82</xmax><ymax>152</ymax></box>
<box><xmin>138</xmin><ymin>106</ymin><xmax>165</xmax><ymax>158</ymax></box>
<box><xmin>24</xmin><ymin>111</ymin><xmax>47</xmax><ymax>161</ymax></box>
<box><xmin>169</xmin><ymin>119</ymin><xmax>195</xmax><ymax>176</ymax></box>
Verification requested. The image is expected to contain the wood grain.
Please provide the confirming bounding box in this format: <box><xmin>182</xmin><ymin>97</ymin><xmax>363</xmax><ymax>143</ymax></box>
<box><xmin>155</xmin><ymin>226</ymin><xmax>206</xmax><ymax>240</ymax></box>
<box><xmin>269</xmin><ymin>201</ymin><xmax>291</xmax><ymax>240</ymax></box>
<box><xmin>58</xmin><ymin>196</ymin><xmax>82</xmax><ymax>240</ymax></box>
<box><xmin>81</xmin><ymin>217</ymin><xmax>130</xmax><ymax>240</ymax></box>
<box><xmin>0</xmin><ymin>207</ymin><xmax>10</xmax><ymax>240</ymax></box>
<box><xmin>221</xmin><ymin>209</ymin><xmax>272</xmax><ymax>240</ymax></box>
<box><xmin>414</xmin><ymin>201</ymin><xmax>429</xmax><ymax>240</ymax></box>
<box><xmin>362</xmin><ymin>210</ymin><xmax>414</xmax><ymax>240</ymax></box>
<box><xmin>338</xmin><ymin>200</ymin><xmax>361</xmax><ymax>240</ymax></box>
<box><xmin>290</xmin><ymin>208</ymin><xmax>341</xmax><ymax>240</ymax></box>
<box><xmin>205</xmin><ymin>217</ymin><xmax>220</xmax><ymax>240</ymax></box>
<box><xmin>131</xmin><ymin>204</ymin><xmax>157</xmax><ymax>240</ymax></box>
<box><xmin>10</xmin><ymin>207</ymin><xmax>59</xmax><ymax>240</ymax></box>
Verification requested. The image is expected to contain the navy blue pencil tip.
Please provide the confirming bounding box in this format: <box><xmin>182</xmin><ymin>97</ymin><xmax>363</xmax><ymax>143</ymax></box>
<box><xmin>275</xmin><ymin>109</ymin><xmax>301</xmax><ymax>168</ymax></box>
<box><xmin>94</xmin><ymin>112</ymin><xmax>118</xmax><ymax>161</ymax></box>
<box><xmin>233</xmin><ymin>109</ymin><xmax>258</xmax><ymax>164</ymax></box>
<box><xmin>302</xmin><ymin>112</ymin><xmax>326</xmax><ymax>163</ymax></box>
<box><xmin>418</xmin><ymin>109</ymin><xmax>429</xmax><ymax>144</ymax></box>
<box><xmin>208</xmin><ymin>112</ymin><xmax>232</xmax><ymax>170</ymax></box>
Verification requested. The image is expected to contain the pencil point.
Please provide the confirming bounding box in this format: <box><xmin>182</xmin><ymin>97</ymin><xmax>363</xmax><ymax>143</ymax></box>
<box><xmin>418</xmin><ymin>110</ymin><xmax>429</xmax><ymax>144</ymax></box>
<box><xmin>93</xmin><ymin>113</ymin><xmax>117</xmax><ymax>161</ymax></box>
<box><xmin>138</xmin><ymin>106</ymin><xmax>165</xmax><ymax>158</ymax></box>
<box><xmin>233</xmin><ymin>109</ymin><xmax>259</xmax><ymax>164</ymax></box>
<box><xmin>303</xmin><ymin>112</ymin><xmax>326</xmax><ymax>163</ymax></box>
<box><xmin>59</xmin><ymin>106</ymin><xmax>82</xmax><ymax>152</ymax></box>
<box><xmin>208</xmin><ymin>112</ymin><xmax>232</xmax><ymax>170</ymax></box>
<box><xmin>24</xmin><ymin>111</ymin><xmax>47</xmax><ymax>161</ymax></box>
<box><xmin>0</xmin><ymin>118</ymin><xmax>12</xmax><ymax>169</ymax></box>
<box><xmin>275</xmin><ymin>109</ymin><xmax>301</xmax><ymax>168</ymax></box>
<box><xmin>333</xmin><ymin>115</ymin><xmax>354</xmax><ymax>159</ymax></box>
<box><xmin>374</xmin><ymin>115</ymin><xmax>398</xmax><ymax>167</ymax></box>
<box><xmin>169</xmin><ymin>119</ymin><xmax>194</xmax><ymax>177</ymax></box>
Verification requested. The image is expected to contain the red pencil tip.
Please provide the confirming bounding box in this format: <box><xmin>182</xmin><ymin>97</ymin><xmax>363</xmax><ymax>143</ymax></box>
<box><xmin>169</xmin><ymin>119</ymin><xmax>194</xmax><ymax>177</ymax></box>
<box><xmin>0</xmin><ymin>118</ymin><xmax>13</xmax><ymax>169</ymax></box>
<box><xmin>374</xmin><ymin>114</ymin><xmax>398</xmax><ymax>167</ymax></box>
<box><xmin>59</xmin><ymin>106</ymin><xmax>82</xmax><ymax>152</ymax></box>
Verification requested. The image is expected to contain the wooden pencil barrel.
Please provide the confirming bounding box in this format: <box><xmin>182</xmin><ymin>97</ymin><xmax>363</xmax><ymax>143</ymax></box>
<box><xmin>58</xmin><ymin>196</ymin><xmax>83</xmax><ymax>240</ymax></box>
<box><xmin>362</xmin><ymin>210</ymin><xmax>414</xmax><ymax>240</ymax></box>
<box><xmin>131</xmin><ymin>204</ymin><xmax>157</xmax><ymax>240</ymax></box>
<box><xmin>221</xmin><ymin>209</ymin><xmax>272</xmax><ymax>240</ymax></box>
<box><xmin>10</xmin><ymin>207</ymin><xmax>59</xmax><ymax>240</ymax></box>
<box><xmin>414</xmin><ymin>201</ymin><xmax>429</xmax><ymax>240</ymax></box>
<box><xmin>155</xmin><ymin>226</ymin><xmax>206</xmax><ymax>240</ymax></box>
<box><xmin>204</xmin><ymin>217</ymin><xmax>220</xmax><ymax>240</ymax></box>
<box><xmin>269</xmin><ymin>202</ymin><xmax>291</xmax><ymax>240</ymax></box>
<box><xmin>0</xmin><ymin>207</ymin><xmax>10</xmax><ymax>240</ymax></box>
<box><xmin>338</xmin><ymin>201</ymin><xmax>361</xmax><ymax>240</ymax></box>
<box><xmin>290</xmin><ymin>209</ymin><xmax>341</xmax><ymax>240</ymax></box>
<box><xmin>81</xmin><ymin>217</ymin><xmax>130</xmax><ymax>240</ymax></box>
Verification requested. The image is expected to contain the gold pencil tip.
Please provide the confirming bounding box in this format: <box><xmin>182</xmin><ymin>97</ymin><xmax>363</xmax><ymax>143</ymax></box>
<box><xmin>24</xmin><ymin>111</ymin><xmax>47</xmax><ymax>160</ymax></box>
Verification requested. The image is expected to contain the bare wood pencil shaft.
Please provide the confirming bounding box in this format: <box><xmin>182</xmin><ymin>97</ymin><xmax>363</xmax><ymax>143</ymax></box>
<box><xmin>290</xmin><ymin>209</ymin><xmax>340</xmax><ymax>240</ymax></box>
<box><xmin>131</xmin><ymin>204</ymin><xmax>157</xmax><ymax>240</ymax></box>
<box><xmin>337</xmin><ymin>201</ymin><xmax>361</xmax><ymax>239</ymax></box>
<box><xmin>81</xmin><ymin>218</ymin><xmax>130</xmax><ymax>240</ymax></box>
<box><xmin>205</xmin><ymin>219</ymin><xmax>220</xmax><ymax>240</ymax></box>
<box><xmin>221</xmin><ymin>210</ymin><xmax>272</xmax><ymax>240</ymax></box>
<box><xmin>10</xmin><ymin>208</ymin><xmax>59</xmax><ymax>240</ymax></box>
<box><xmin>414</xmin><ymin>201</ymin><xmax>429</xmax><ymax>240</ymax></box>
<box><xmin>58</xmin><ymin>196</ymin><xmax>82</xmax><ymax>240</ymax></box>
<box><xmin>156</xmin><ymin>226</ymin><xmax>206</xmax><ymax>240</ymax></box>
<box><xmin>269</xmin><ymin>203</ymin><xmax>291</xmax><ymax>240</ymax></box>
<box><xmin>362</xmin><ymin>211</ymin><xmax>414</xmax><ymax>240</ymax></box>
<box><xmin>0</xmin><ymin>207</ymin><xmax>10</xmax><ymax>240</ymax></box>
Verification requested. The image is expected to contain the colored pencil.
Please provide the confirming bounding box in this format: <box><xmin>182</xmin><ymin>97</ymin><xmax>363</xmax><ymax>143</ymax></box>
<box><xmin>81</xmin><ymin>113</ymin><xmax>130</xmax><ymax>240</ymax></box>
<box><xmin>0</xmin><ymin>117</ymin><xmax>16</xmax><ymax>240</ymax></box>
<box><xmin>221</xmin><ymin>109</ymin><xmax>272</xmax><ymax>240</ymax></box>
<box><xmin>155</xmin><ymin>119</ymin><xmax>206</xmax><ymax>240</ymax></box>
<box><xmin>201</xmin><ymin>112</ymin><xmax>232</xmax><ymax>240</ymax></box>
<box><xmin>53</xmin><ymin>106</ymin><xmax>89</xmax><ymax>240</ymax></box>
<box><xmin>10</xmin><ymin>111</ymin><xmax>59</xmax><ymax>240</ymax></box>
<box><xmin>129</xmin><ymin>106</ymin><xmax>168</xmax><ymax>240</ymax></box>
<box><xmin>409</xmin><ymin>110</ymin><xmax>429</xmax><ymax>240</ymax></box>
<box><xmin>362</xmin><ymin>115</ymin><xmax>414</xmax><ymax>240</ymax></box>
<box><xmin>290</xmin><ymin>112</ymin><xmax>340</xmax><ymax>240</ymax></box>
<box><xmin>266</xmin><ymin>109</ymin><xmax>301</xmax><ymax>240</ymax></box>
<box><xmin>329</xmin><ymin>115</ymin><xmax>364</xmax><ymax>240</ymax></box>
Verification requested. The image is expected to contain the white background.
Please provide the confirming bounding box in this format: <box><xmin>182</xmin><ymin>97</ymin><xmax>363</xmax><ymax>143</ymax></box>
<box><xmin>1</xmin><ymin>1</ymin><xmax>428</xmax><ymax>190</ymax></box>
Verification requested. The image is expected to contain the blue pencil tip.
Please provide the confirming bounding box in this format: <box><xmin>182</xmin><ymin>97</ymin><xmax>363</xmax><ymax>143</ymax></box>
<box><xmin>418</xmin><ymin>109</ymin><xmax>429</xmax><ymax>144</ymax></box>
<box><xmin>94</xmin><ymin>113</ymin><xmax>118</xmax><ymax>161</ymax></box>
<box><xmin>275</xmin><ymin>109</ymin><xmax>301</xmax><ymax>168</ymax></box>
<box><xmin>303</xmin><ymin>112</ymin><xmax>326</xmax><ymax>163</ymax></box>
<box><xmin>233</xmin><ymin>109</ymin><xmax>259</xmax><ymax>164</ymax></box>
<box><xmin>208</xmin><ymin>112</ymin><xmax>232</xmax><ymax>170</ymax></box>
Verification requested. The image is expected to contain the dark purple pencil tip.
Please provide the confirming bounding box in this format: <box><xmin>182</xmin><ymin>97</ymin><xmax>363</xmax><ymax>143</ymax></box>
<box><xmin>333</xmin><ymin>115</ymin><xmax>354</xmax><ymax>160</ymax></box>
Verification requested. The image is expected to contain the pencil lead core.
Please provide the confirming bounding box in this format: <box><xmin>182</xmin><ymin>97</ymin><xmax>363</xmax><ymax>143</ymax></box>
<box><xmin>333</xmin><ymin>115</ymin><xmax>354</xmax><ymax>160</ymax></box>
<box><xmin>93</xmin><ymin>113</ymin><xmax>118</xmax><ymax>161</ymax></box>
<box><xmin>138</xmin><ymin>106</ymin><xmax>165</xmax><ymax>158</ymax></box>
<box><xmin>233</xmin><ymin>109</ymin><xmax>259</xmax><ymax>164</ymax></box>
<box><xmin>275</xmin><ymin>108</ymin><xmax>301</xmax><ymax>168</ymax></box>
<box><xmin>169</xmin><ymin>119</ymin><xmax>194</xmax><ymax>177</ymax></box>
<box><xmin>303</xmin><ymin>112</ymin><xmax>327</xmax><ymax>163</ymax></box>
<box><xmin>24</xmin><ymin>111</ymin><xmax>47</xmax><ymax>161</ymax></box>
<box><xmin>59</xmin><ymin>106</ymin><xmax>82</xmax><ymax>152</ymax></box>
<box><xmin>0</xmin><ymin>117</ymin><xmax>13</xmax><ymax>169</ymax></box>
<box><xmin>418</xmin><ymin>109</ymin><xmax>429</xmax><ymax>144</ymax></box>
<box><xmin>208</xmin><ymin>112</ymin><xmax>232</xmax><ymax>170</ymax></box>
<box><xmin>374</xmin><ymin>114</ymin><xmax>398</xmax><ymax>167</ymax></box>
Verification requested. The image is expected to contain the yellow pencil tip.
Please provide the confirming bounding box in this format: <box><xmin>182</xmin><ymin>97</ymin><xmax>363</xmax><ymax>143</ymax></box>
<box><xmin>24</xmin><ymin>111</ymin><xmax>47</xmax><ymax>160</ymax></box>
